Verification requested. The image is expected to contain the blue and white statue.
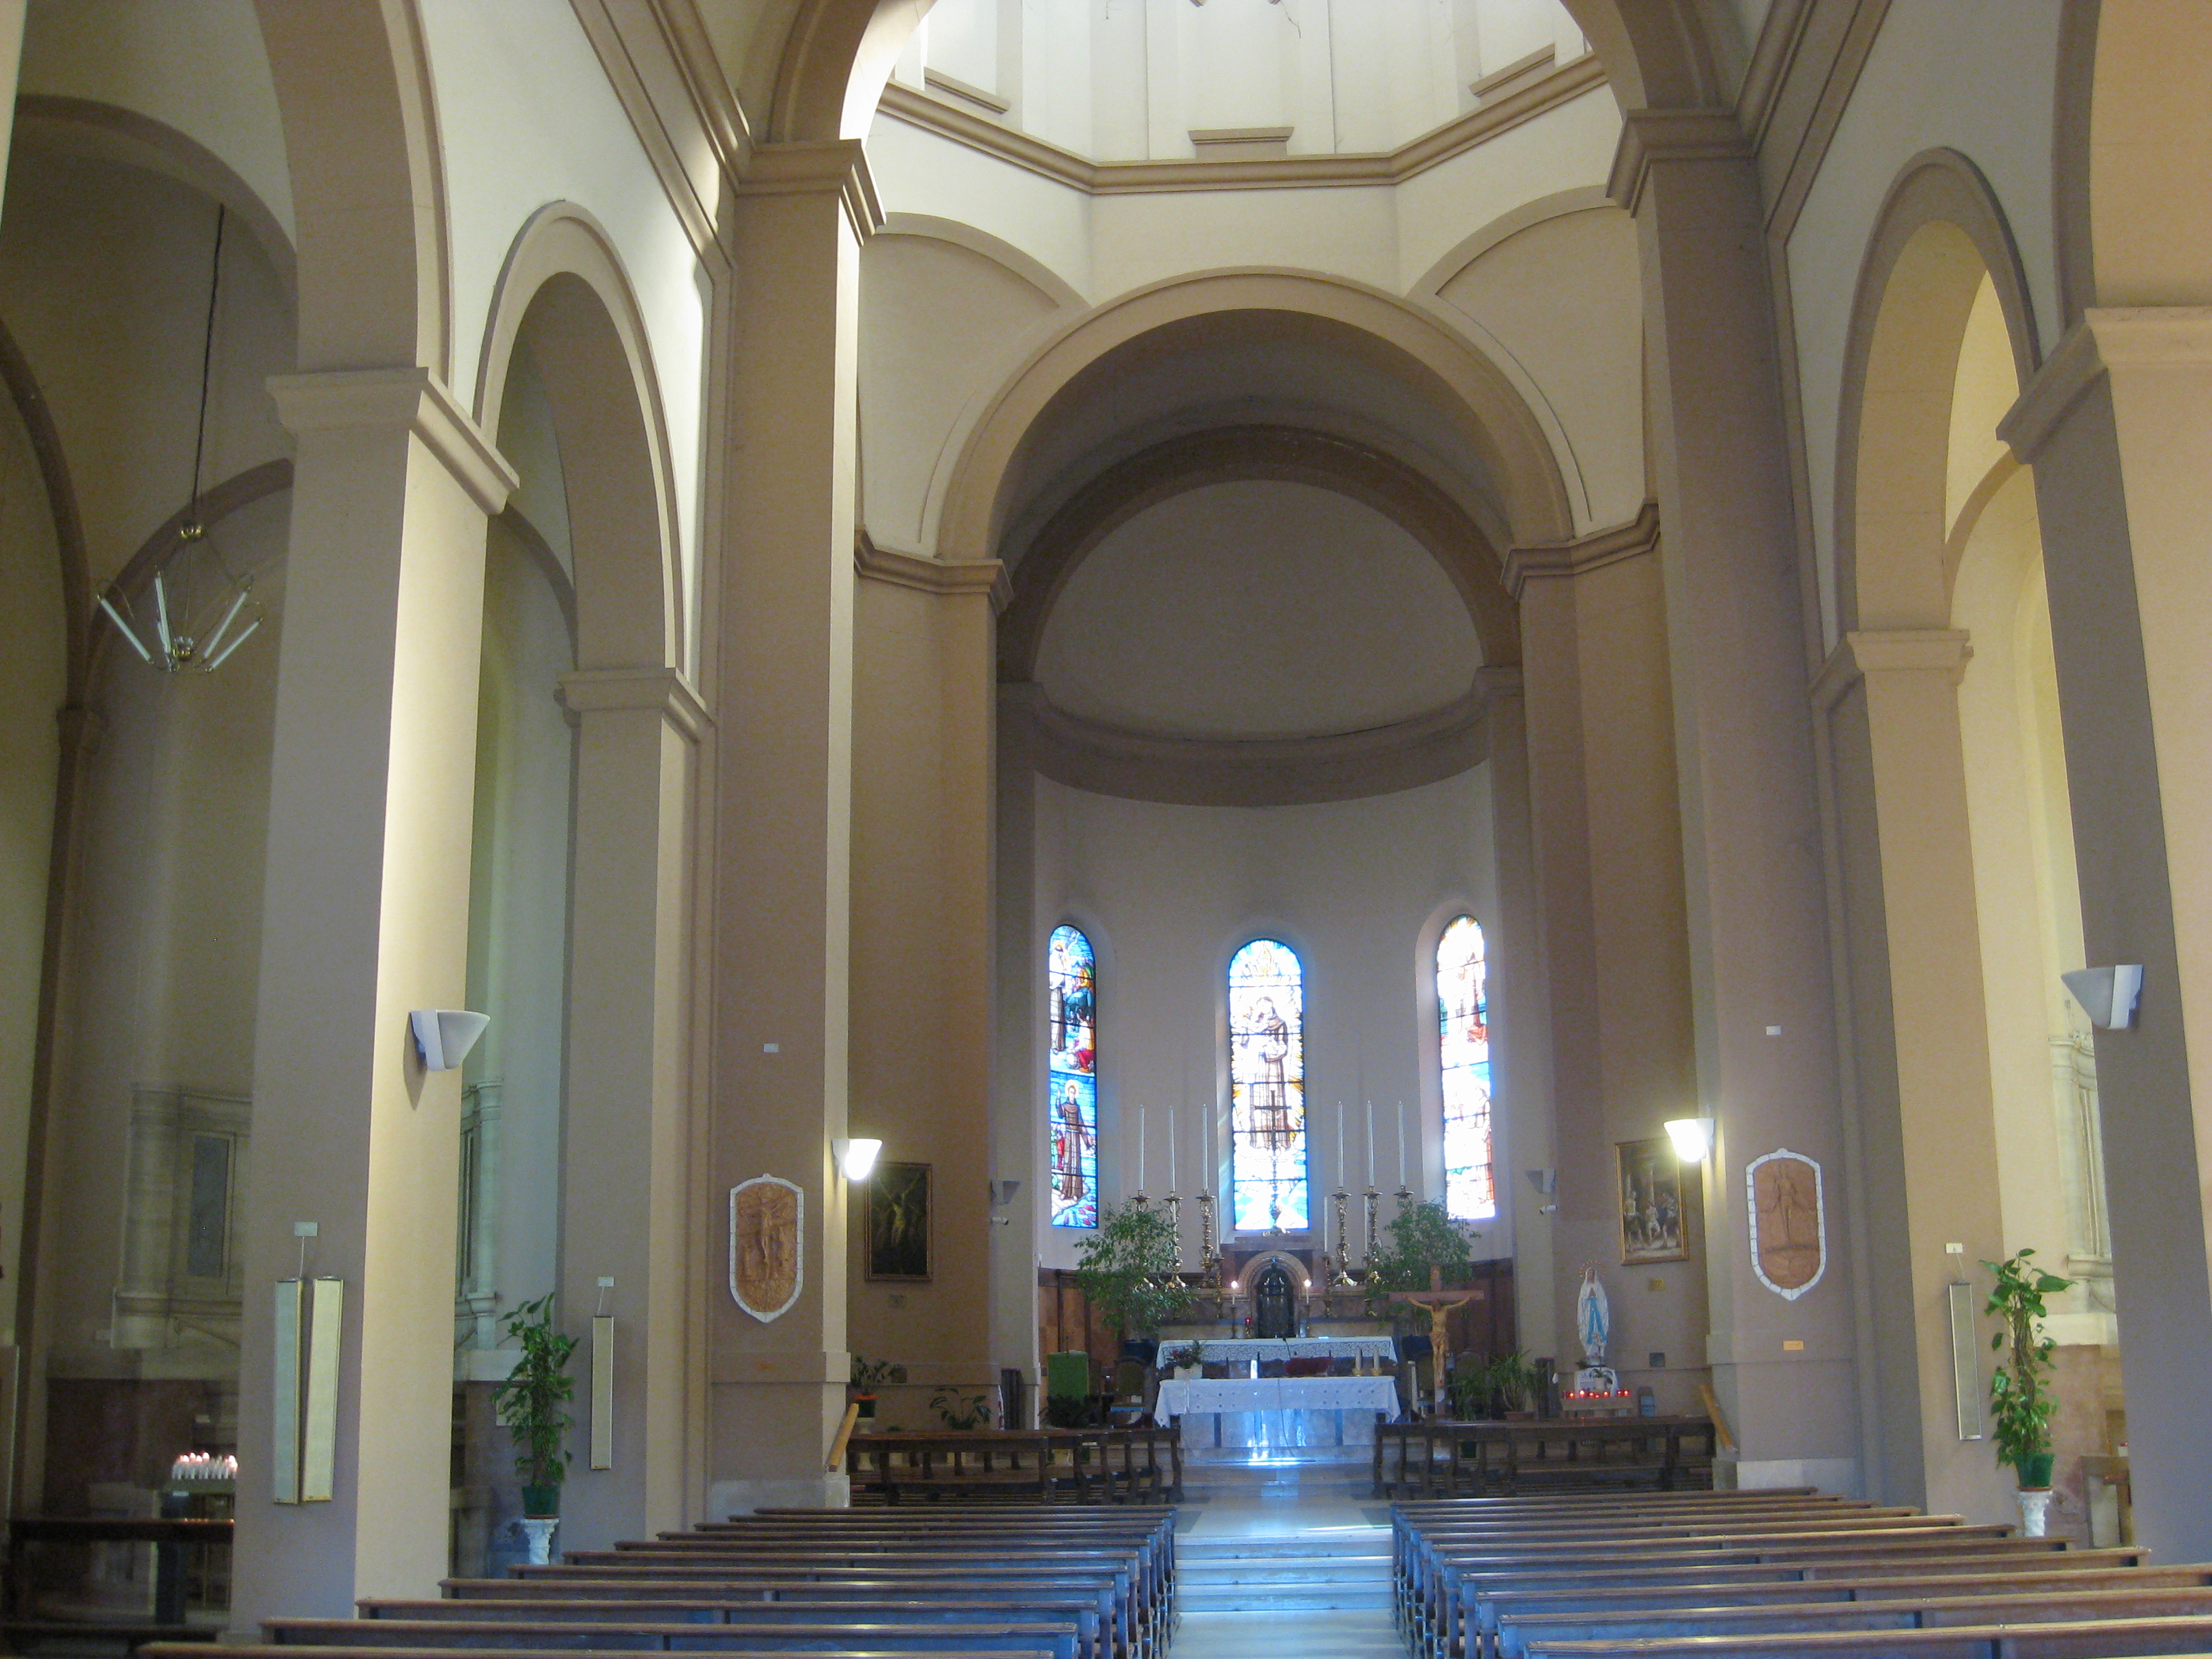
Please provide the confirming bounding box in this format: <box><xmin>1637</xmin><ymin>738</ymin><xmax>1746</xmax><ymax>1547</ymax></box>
<box><xmin>1573</xmin><ymin>1265</ymin><xmax>1619</xmax><ymax>1399</ymax></box>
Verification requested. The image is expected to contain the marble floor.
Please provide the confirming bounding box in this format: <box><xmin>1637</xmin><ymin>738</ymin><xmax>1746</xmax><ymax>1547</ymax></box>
<box><xmin>1172</xmin><ymin>1459</ymin><xmax>1404</xmax><ymax>1657</ymax></box>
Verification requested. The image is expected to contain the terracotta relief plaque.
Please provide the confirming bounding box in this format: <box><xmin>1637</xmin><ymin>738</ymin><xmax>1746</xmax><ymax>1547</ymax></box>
<box><xmin>1746</xmin><ymin>1149</ymin><xmax>1825</xmax><ymax>1300</ymax></box>
<box><xmin>729</xmin><ymin>1174</ymin><xmax>802</xmax><ymax>1322</ymax></box>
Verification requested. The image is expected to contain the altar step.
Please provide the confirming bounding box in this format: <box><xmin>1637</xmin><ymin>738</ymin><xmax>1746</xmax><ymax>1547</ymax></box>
<box><xmin>1176</xmin><ymin>1535</ymin><xmax>1395</xmax><ymax>1612</ymax></box>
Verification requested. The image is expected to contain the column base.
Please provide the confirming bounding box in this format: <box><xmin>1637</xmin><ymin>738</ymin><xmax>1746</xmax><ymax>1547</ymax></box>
<box><xmin>709</xmin><ymin>1473</ymin><xmax>852</xmax><ymax>1517</ymax></box>
<box><xmin>1717</xmin><ymin>1454</ymin><xmax>1862</xmax><ymax>1495</ymax></box>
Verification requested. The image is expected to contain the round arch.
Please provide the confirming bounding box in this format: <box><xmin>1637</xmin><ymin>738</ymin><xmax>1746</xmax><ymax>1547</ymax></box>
<box><xmin>1835</xmin><ymin>148</ymin><xmax>2040</xmax><ymax>633</ymax></box>
<box><xmin>937</xmin><ymin>270</ymin><xmax>1576</xmax><ymax>570</ymax></box>
<box><xmin>476</xmin><ymin>205</ymin><xmax>684</xmax><ymax>672</ymax></box>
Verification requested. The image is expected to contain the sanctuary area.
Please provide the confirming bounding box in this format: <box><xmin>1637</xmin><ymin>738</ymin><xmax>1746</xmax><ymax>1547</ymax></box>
<box><xmin>3</xmin><ymin>1</ymin><xmax>2211</xmax><ymax>1654</ymax></box>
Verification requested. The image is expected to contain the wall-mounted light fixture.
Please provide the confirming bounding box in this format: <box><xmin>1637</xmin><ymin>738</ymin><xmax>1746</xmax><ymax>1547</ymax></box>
<box><xmin>2062</xmin><ymin>964</ymin><xmax>2143</xmax><ymax>1031</ymax></box>
<box><xmin>1664</xmin><ymin>1117</ymin><xmax>1717</xmax><ymax>1163</ymax></box>
<box><xmin>833</xmin><ymin>1137</ymin><xmax>882</xmax><ymax>1181</ymax></box>
<box><xmin>410</xmin><ymin>1009</ymin><xmax>490</xmax><ymax>1072</ymax></box>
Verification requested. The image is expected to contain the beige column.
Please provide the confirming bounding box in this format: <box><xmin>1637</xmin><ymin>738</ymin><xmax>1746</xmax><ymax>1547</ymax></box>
<box><xmin>1479</xmin><ymin>670</ymin><xmax>1557</xmax><ymax>1360</ymax></box>
<box><xmin>709</xmin><ymin>141</ymin><xmax>878</xmax><ymax>1511</ymax></box>
<box><xmin>554</xmin><ymin>668</ymin><xmax>706</xmax><ymax>1547</ymax></box>
<box><xmin>1814</xmin><ymin>630</ymin><xmax>2010</xmax><ymax>1519</ymax></box>
<box><xmin>2001</xmin><ymin>308</ymin><xmax>2212</xmax><ymax>1556</ymax></box>
<box><xmin>230</xmin><ymin>369</ymin><xmax>513</xmax><ymax>1625</ymax></box>
<box><xmin>1508</xmin><ymin>508</ymin><xmax>1705</xmax><ymax>1412</ymax></box>
<box><xmin>0</xmin><ymin>4</ymin><xmax>25</xmax><ymax>222</ymax></box>
<box><xmin>1612</xmin><ymin>111</ymin><xmax>1860</xmax><ymax>1487</ymax></box>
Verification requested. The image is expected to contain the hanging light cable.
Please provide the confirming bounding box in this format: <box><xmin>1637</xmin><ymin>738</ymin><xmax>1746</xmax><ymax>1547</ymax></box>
<box><xmin>97</xmin><ymin>204</ymin><xmax>264</xmax><ymax>674</ymax></box>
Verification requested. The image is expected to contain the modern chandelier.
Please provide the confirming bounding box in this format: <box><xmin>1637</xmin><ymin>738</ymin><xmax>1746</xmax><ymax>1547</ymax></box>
<box><xmin>97</xmin><ymin>204</ymin><xmax>264</xmax><ymax>675</ymax></box>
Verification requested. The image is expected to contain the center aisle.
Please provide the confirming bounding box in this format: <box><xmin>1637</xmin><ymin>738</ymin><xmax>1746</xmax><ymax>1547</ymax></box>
<box><xmin>1170</xmin><ymin>1459</ymin><xmax>1402</xmax><ymax>1658</ymax></box>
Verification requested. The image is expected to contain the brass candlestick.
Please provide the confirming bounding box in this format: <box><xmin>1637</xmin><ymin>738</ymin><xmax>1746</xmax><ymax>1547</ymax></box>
<box><xmin>1395</xmin><ymin>1183</ymin><xmax>1414</xmax><ymax>1216</ymax></box>
<box><xmin>1330</xmin><ymin>1188</ymin><xmax>1356</xmax><ymax>1286</ymax></box>
<box><xmin>1164</xmin><ymin>1192</ymin><xmax>1183</xmax><ymax>1271</ymax></box>
<box><xmin>1362</xmin><ymin>1186</ymin><xmax>1381</xmax><ymax>1267</ymax></box>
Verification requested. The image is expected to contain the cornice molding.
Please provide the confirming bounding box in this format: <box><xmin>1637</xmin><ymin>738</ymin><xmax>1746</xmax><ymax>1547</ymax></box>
<box><xmin>878</xmin><ymin>52</ymin><xmax>1607</xmax><ymax>197</ymax></box>
<box><xmin>1012</xmin><ymin>680</ymin><xmax>1493</xmax><ymax>808</ymax></box>
<box><xmin>855</xmin><ymin>533</ymin><xmax>1011</xmax><ymax>611</ymax></box>
<box><xmin>736</xmin><ymin>139</ymin><xmax>884</xmax><ymax>240</ymax></box>
<box><xmin>267</xmin><ymin>366</ymin><xmax>517</xmax><ymax>516</ymax></box>
<box><xmin>1501</xmin><ymin>499</ymin><xmax>1660</xmax><ymax>600</ymax></box>
<box><xmin>568</xmin><ymin>0</ymin><xmax>737</xmax><ymax>267</ymax></box>
<box><xmin>1999</xmin><ymin>307</ymin><xmax>2212</xmax><ymax>462</ymax></box>
<box><xmin>1810</xmin><ymin>628</ymin><xmax>1971</xmax><ymax>711</ymax></box>
<box><xmin>1748</xmin><ymin>0</ymin><xmax>1889</xmax><ymax>239</ymax></box>
<box><xmin>1606</xmin><ymin>107</ymin><xmax>1750</xmax><ymax>215</ymax></box>
<box><xmin>557</xmin><ymin>665</ymin><xmax>711</xmax><ymax>741</ymax></box>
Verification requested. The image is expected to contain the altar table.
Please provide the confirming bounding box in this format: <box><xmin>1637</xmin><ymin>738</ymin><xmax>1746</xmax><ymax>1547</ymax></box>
<box><xmin>1153</xmin><ymin>1374</ymin><xmax>1400</xmax><ymax>1456</ymax></box>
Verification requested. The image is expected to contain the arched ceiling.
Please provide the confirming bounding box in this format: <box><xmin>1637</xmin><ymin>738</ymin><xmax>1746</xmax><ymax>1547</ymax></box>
<box><xmin>1035</xmin><ymin>479</ymin><xmax>1481</xmax><ymax>744</ymax></box>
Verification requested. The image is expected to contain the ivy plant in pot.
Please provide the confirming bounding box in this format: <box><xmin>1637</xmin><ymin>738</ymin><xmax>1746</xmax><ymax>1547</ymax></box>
<box><xmin>1985</xmin><ymin>1247</ymin><xmax>2072</xmax><ymax>1526</ymax></box>
<box><xmin>490</xmin><ymin>1292</ymin><xmax>578</xmax><ymax>1519</ymax></box>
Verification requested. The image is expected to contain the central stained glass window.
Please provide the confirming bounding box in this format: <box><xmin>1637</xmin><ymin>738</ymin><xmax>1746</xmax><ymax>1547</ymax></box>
<box><xmin>1229</xmin><ymin>938</ymin><xmax>1308</xmax><ymax>1233</ymax></box>
<box><xmin>1047</xmin><ymin>924</ymin><xmax>1098</xmax><ymax>1228</ymax></box>
<box><xmin>1439</xmin><ymin>915</ymin><xmax>1497</xmax><ymax>1220</ymax></box>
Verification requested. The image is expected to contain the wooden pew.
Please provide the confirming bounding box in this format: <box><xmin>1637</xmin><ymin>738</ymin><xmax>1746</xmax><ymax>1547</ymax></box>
<box><xmin>1519</xmin><ymin>1618</ymin><xmax>2212</xmax><ymax>1658</ymax></box>
<box><xmin>842</xmin><ymin>1430</ymin><xmax>1181</xmax><ymax>1506</ymax></box>
<box><xmin>1376</xmin><ymin>1418</ymin><xmax>1719</xmax><ymax>1498</ymax></box>
<box><xmin>266</xmin><ymin>1614</ymin><xmax>1084</xmax><ymax>1659</ymax></box>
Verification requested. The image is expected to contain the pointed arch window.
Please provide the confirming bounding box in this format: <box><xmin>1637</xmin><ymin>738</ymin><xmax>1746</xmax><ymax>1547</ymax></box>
<box><xmin>1439</xmin><ymin>916</ymin><xmax>1496</xmax><ymax>1220</ymax></box>
<box><xmin>1048</xmin><ymin>924</ymin><xmax>1099</xmax><ymax>1229</ymax></box>
<box><xmin>1229</xmin><ymin>939</ymin><xmax>1308</xmax><ymax>1233</ymax></box>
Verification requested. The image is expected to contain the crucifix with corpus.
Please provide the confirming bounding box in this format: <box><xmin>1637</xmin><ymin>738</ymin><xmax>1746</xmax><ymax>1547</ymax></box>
<box><xmin>1389</xmin><ymin>1266</ymin><xmax>1477</xmax><ymax>1414</ymax></box>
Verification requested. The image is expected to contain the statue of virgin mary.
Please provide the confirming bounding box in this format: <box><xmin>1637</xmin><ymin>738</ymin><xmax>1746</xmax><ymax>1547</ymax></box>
<box><xmin>1575</xmin><ymin>1265</ymin><xmax>1610</xmax><ymax>1366</ymax></box>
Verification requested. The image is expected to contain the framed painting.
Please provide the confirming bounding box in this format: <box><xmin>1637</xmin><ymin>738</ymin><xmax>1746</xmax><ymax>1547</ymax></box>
<box><xmin>866</xmin><ymin>1160</ymin><xmax>931</xmax><ymax>1282</ymax></box>
<box><xmin>1616</xmin><ymin>1137</ymin><xmax>1692</xmax><ymax>1265</ymax></box>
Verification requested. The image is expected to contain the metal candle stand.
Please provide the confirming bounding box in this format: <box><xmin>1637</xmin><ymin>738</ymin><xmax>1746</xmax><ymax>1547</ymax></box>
<box><xmin>1329</xmin><ymin>1187</ymin><xmax>1357</xmax><ymax>1286</ymax></box>
<box><xmin>1361</xmin><ymin>1186</ymin><xmax>1381</xmax><ymax>1269</ymax></box>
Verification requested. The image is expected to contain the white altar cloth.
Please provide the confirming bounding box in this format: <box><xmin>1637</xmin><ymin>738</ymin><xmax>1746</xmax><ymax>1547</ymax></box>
<box><xmin>1154</xmin><ymin>1336</ymin><xmax>1397</xmax><ymax>1368</ymax></box>
<box><xmin>1154</xmin><ymin>1374</ymin><xmax>1399</xmax><ymax>1458</ymax></box>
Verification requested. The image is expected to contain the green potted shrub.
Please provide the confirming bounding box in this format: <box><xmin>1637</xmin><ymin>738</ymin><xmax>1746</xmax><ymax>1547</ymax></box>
<box><xmin>1365</xmin><ymin>1201</ymin><xmax>1474</xmax><ymax>1305</ymax></box>
<box><xmin>851</xmin><ymin>1354</ymin><xmax>906</xmax><ymax>1423</ymax></box>
<box><xmin>930</xmin><ymin>1386</ymin><xmax>993</xmax><ymax>1430</ymax></box>
<box><xmin>1985</xmin><ymin>1247</ymin><xmax>2072</xmax><ymax>1511</ymax></box>
<box><xmin>1073</xmin><ymin>1202</ymin><xmax>1194</xmax><ymax>1340</ymax></box>
<box><xmin>490</xmin><ymin>1292</ymin><xmax>577</xmax><ymax>1519</ymax></box>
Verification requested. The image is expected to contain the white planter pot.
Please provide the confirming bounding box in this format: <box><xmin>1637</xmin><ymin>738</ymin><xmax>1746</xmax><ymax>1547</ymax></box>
<box><xmin>2017</xmin><ymin>1488</ymin><xmax>2053</xmax><ymax>1538</ymax></box>
<box><xmin>516</xmin><ymin>1515</ymin><xmax>559</xmax><ymax>1565</ymax></box>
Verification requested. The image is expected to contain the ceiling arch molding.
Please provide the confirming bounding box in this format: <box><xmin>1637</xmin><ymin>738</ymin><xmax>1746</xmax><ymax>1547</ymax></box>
<box><xmin>934</xmin><ymin>269</ymin><xmax>1574</xmax><ymax>570</ymax></box>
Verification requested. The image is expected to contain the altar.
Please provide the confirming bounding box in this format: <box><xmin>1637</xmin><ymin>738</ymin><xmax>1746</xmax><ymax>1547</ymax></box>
<box><xmin>1153</xmin><ymin>1373</ymin><xmax>1401</xmax><ymax>1460</ymax></box>
<box><xmin>1153</xmin><ymin>1335</ymin><xmax>1397</xmax><ymax>1368</ymax></box>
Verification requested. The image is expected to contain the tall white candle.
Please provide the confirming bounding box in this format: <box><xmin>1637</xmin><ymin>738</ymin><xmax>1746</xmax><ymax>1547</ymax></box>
<box><xmin>1397</xmin><ymin>1101</ymin><xmax>1406</xmax><ymax>1187</ymax></box>
<box><xmin>1168</xmin><ymin>1106</ymin><xmax>1177</xmax><ymax>1191</ymax></box>
<box><xmin>1138</xmin><ymin>1106</ymin><xmax>1146</xmax><ymax>1191</ymax></box>
<box><xmin>1365</xmin><ymin>1103</ymin><xmax>1375</xmax><ymax>1189</ymax></box>
<box><xmin>1336</xmin><ymin>1104</ymin><xmax>1346</xmax><ymax>1189</ymax></box>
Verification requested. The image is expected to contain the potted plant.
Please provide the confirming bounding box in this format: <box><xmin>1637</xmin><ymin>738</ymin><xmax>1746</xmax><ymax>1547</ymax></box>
<box><xmin>930</xmin><ymin>1386</ymin><xmax>994</xmax><ymax>1430</ymax></box>
<box><xmin>1985</xmin><ymin>1246</ymin><xmax>2073</xmax><ymax>1532</ymax></box>
<box><xmin>850</xmin><ymin>1354</ymin><xmax>906</xmax><ymax>1423</ymax></box>
<box><xmin>489</xmin><ymin>1292</ymin><xmax>578</xmax><ymax>1521</ymax></box>
<box><xmin>1073</xmin><ymin>1202</ymin><xmax>1195</xmax><ymax>1340</ymax></box>
<box><xmin>1491</xmin><ymin>1350</ymin><xmax>1536</xmax><ymax>1419</ymax></box>
<box><xmin>1365</xmin><ymin>1201</ymin><xmax>1474</xmax><ymax>1307</ymax></box>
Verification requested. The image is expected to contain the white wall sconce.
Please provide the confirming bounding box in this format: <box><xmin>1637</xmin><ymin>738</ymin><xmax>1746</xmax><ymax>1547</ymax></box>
<box><xmin>410</xmin><ymin>1009</ymin><xmax>489</xmax><ymax>1071</ymax></box>
<box><xmin>2062</xmin><ymin>965</ymin><xmax>2143</xmax><ymax>1031</ymax></box>
<box><xmin>1664</xmin><ymin>1117</ymin><xmax>1717</xmax><ymax>1163</ymax></box>
<box><xmin>833</xmin><ymin>1137</ymin><xmax>882</xmax><ymax>1181</ymax></box>
<box><xmin>989</xmin><ymin>1177</ymin><xmax>1023</xmax><ymax>1225</ymax></box>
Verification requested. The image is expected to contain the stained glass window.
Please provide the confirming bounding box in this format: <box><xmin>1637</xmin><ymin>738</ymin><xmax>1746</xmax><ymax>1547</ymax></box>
<box><xmin>1439</xmin><ymin>916</ymin><xmax>1496</xmax><ymax>1219</ymax></box>
<box><xmin>1048</xmin><ymin>924</ymin><xmax>1099</xmax><ymax>1228</ymax></box>
<box><xmin>1229</xmin><ymin>939</ymin><xmax>1308</xmax><ymax>1233</ymax></box>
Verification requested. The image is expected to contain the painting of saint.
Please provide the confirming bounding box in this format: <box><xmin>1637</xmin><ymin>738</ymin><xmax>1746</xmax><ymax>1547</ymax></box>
<box><xmin>1616</xmin><ymin>1137</ymin><xmax>1692</xmax><ymax>1265</ymax></box>
<box><xmin>867</xmin><ymin>1160</ymin><xmax>931</xmax><ymax>1280</ymax></box>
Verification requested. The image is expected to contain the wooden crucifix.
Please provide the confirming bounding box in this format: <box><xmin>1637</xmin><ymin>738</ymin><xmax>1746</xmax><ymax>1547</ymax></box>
<box><xmin>1389</xmin><ymin>1267</ymin><xmax>1478</xmax><ymax>1412</ymax></box>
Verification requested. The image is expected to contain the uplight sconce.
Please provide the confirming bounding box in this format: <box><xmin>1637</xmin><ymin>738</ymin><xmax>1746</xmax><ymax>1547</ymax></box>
<box><xmin>410</xmin><ymin>1009</ymin><xmax>489</xmax><ymax>1072</ymax></box>
<box><xmin>1664</xmin><ymin>1117</ymin><xmax>1717</xmax><ymax>1164</ymax></box>
<box><xmin>2062</xmin><ymin>964</ymin><xmax>2143</xmax><ymax>1031</ymax></box>
<box><xmin>834</xmin><ymin>1137</ymin><xmax>882</xmax><ymax>1181</ymax></box>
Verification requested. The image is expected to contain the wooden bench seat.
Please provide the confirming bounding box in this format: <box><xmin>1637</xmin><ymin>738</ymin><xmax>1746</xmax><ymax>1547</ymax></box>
<box><xmin>152</xmin><ymin>1648</ymin><xmax>1054</xmax><ymax>1659</ymax></box>
<box><xmin>1519</xmin><ymin>1614</ymin><xmax>2212</xmax><ymax>1658</ymax></box>
<box><xmin>267</xmin><ymin>1616</ymin><xmax>1082</xmax><ymax>1659</ymax></box>
<box><xmin>358</xmin><ymin>1601</ymin><xmax>1107</xmax><ymax>1659</ymax></box>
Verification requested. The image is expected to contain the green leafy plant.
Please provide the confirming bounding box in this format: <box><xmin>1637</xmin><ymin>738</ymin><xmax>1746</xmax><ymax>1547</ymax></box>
<box><xmin>1042</xmin><ymin>1393</ymin><xmax>1094</xmax><ymax>1429</ymax></box>
<box><xmin>930</xmin><ymin>1387</ymin><xmax>994</xmax><ymax>1430</ymax></box>
<box><xmin>1446</xmin><ymin>1360</ymin><xmax>1490</xmax><ymax>1420</ymax></box>
<box><xmin>1487</xmin><ymin>1349</ymin><xmax>1534</xmax><ymax>1413</ymax></box>
<box><xmin>1073</xmin><ymin>1202</ymin><xmax>1194</xmax><ymax>1338</ymax></box>
<box><xmin>1985</xmin><ymin>1247</ymin><xmax>2073</xmax><ymax>1486</ymax></box>
<box><xmin>489</xmin><ymin>1292</ymin><xmax>577</xmax><ymax>1516</ymax></box>
<box><xmin>1366</xmin><ymin>1200</ymin><xmax>1474</xmax><ymax>1305</ymax></box>
<box><xmin>850</xmin><ymin>1353</ymin><xmax>907</xmax><ymax>1393</ymax></box>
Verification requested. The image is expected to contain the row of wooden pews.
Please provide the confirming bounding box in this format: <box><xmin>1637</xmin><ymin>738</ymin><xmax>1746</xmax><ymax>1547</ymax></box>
<box><xmin>1393</xmin><ymin>1486</ymin><xmax>2212</xmax><ymax>1659</ymax></box>
<box><xmin>142</xmin><ymin>1504</ymin><xmax>1175</xmax><ymax>1659</ymax></box>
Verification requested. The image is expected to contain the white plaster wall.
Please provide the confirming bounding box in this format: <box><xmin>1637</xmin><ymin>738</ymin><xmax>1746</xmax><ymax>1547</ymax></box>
<box><xmin>861</xmin><ymin>119</ymin><xmax>1096</xmax><ymax>301</ymax></box>
<box><xmin>1027</xmin><ymin>769</ymin><xmax>1507</xmax><ymax>1273</ymax></box>
<box><xmin>419</xmin><ymin>0</ymin><xmax>705</xmax><ymax>665</ymax></box>
<box><xmin>1787</xmin><ymin>0</ymin><xmax>2064</xmax><ymax>649</ymax></box>
<box><xmin>18</xmin><ymin>0</ymin><xmax>294</xmax><ymax>243</ymax></box>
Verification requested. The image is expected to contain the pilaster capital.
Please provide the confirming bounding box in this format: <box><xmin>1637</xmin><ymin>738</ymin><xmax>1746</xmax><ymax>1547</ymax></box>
<box><xmin>856</xmin><ymin>532</ymin><xmax>1011</xmax><ymax>611</ymax></box>
<box><xmin>2000</xmin><ymin>306</ymin><xmax>2212</xmax><ymax>462</ymax></box>
<box><xmin>557</xmin><ymin>665</ymin><xmax>711</xmax><ymax>742</ymax></box>
<box><xmin>1811</xmin><ymin>628</ymin><xmax>1972</xmax><ymax>710</ymax></box>
<box><xmin>266</xmin><ymin>367</ymin><xmax>517</xmax><ymax>517</ymax></box>
<box><xmin>1502</xmin><ymin>499</ymin><xmax>1660</xmax><ymax>600</ymax></box>
<box><xmin>737</xmin><ymin>139</ymin><xmax>884</xmax><ymax>242</ymax></box>
<box><xmin>1606</xmin><ymin>108</ymin><xmax>1750</xmax><ymax>214</ymax></box>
